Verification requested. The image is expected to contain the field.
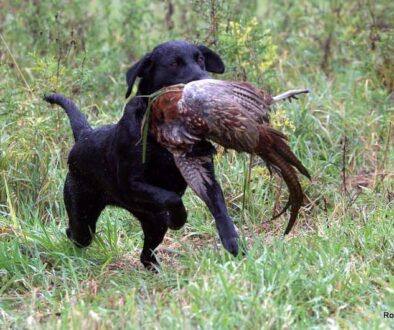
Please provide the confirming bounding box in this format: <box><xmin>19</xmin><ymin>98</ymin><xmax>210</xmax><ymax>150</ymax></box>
<box><xmin>1</xmin><ymin>0</ymin><xmax>393</xmax><ymax>328</ymax></box>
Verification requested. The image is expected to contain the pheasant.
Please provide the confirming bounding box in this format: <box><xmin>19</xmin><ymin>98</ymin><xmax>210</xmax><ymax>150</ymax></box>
<box><xmin>148</xmin><ymin>79</ymin><xmax>310</xmax><ymax>235</ymax></box>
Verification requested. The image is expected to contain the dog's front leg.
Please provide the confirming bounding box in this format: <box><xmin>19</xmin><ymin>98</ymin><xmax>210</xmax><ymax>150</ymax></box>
<box><xmin>202</xmin><ymin>175</ymin><xmax>239</xmax><ymax>256</ymax></box>
<box><xmin>131</xmin><ymin>210</ymin><xmax>170</xmax><ymax>270</ymax></box>
<box><xmin>173</xmin><ymin>146</ymin><xmax>239</xmax><ymax>256</ymax></box>
<box><xmin>130</xmin><ymin>181</ymin><xmax>187</xmax><ymax>230</ymax></box>
<box><xmin>117</xmin><ymin>167</ymin><xmax>187</xmax><ymax>230</ymax></box>
<box><xmin>114</xmin><ymin>105</ymin><xmax>188</xmax><ymax>230</ymax></box>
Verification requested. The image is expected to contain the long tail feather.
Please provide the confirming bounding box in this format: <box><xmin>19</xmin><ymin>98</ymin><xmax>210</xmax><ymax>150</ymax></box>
<box><xmin>262</xmin><ymin>152</ymin><xmax>304</xmax><ymax>235</ymax></box>
<box><xmin>270</xmin><ymin>199</ymin><xmax>291</xmax><ymax>221</ymax></box>
<box><xmin>268</xmin><ymin>128</ymin><xmax>311</xmax><ymax>179</ymax></box>
<box><xmin>257</xmin><ymin>126</ymin><xmax>309</xmax><ymax>234</ymax></box>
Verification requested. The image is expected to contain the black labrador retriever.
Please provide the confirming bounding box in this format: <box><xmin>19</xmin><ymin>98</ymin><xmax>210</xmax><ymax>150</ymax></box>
<box><xmin>45</xmin><ymin>40</ymin><xmax>239</xmax><ymax>269</ymax></box>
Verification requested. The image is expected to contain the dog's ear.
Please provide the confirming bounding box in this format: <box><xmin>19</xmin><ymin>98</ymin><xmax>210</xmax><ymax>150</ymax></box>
<box><xmin>125</xmin><ymin>53</ymin><xmax>152</xmax><ymax>98</ymax></box>
<box><xmin>197</xmin><ymin>45</ymin><xmax>225</xmax><ymax>74</ymax></box>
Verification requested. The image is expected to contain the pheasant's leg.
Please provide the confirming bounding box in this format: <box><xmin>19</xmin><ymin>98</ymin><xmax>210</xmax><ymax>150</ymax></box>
<box><xmin>174</xmin><ymin>143</ymin><xmax>239</xmax><ymax>256</ymax></box>
<box><xmin>272</xmin><ymin>89</ymin><xmax>309</xmax><ymax>103</ymax></box>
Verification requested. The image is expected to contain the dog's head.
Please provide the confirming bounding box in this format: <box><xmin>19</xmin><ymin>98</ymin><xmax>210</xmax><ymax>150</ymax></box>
<box><xmin>125</xmin><ymin>40</ymin><xmax>225</xmax><ymax>98</ymax></box>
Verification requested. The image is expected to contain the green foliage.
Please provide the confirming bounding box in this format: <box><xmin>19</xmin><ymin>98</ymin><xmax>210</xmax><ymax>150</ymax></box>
<box><xmin>0</xmin><ymin>0</ymin><xmax>393</xmax><ymax>328</ymax></box>
<box><xmin>218</xmin><ymin>17</ymin><xmax>277</xmax><ymax>86</ymax></box>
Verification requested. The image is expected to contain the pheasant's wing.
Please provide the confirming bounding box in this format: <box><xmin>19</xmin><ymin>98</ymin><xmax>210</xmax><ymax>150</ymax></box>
<box><xmin>173</xmin><ymin>151</ymin><xmax>214</xmax><ymax>202</ymax></box>
<box><xmin>180</xmin><ymin>81</ymin><xmax>263</xmax><ymax>153</ymax></box>
<box><xmin>177</xmin><ymin>98</ymin><xmax>260</xmax><ymax>153</ymax></box>
<box><xmin>152</xmin><ymin>88</ymin><xmax>204</xmax><ymax>152</ymax></box>
<box><xmin>227</xmin><ymin>81</ymin><xmax>272</xmax><ymax>124</ymax></box>
<box><xmin>153</xmin><ymin>121</ymin><xmax>201</xmax><ymax>152</ymax></box>
<box><xmin>153</xmin><ymin>79</ymin><xmax>271</xmax><ymax>154</ymax></box>
<box><xmin>183</xmin><ymin>79</ymin><xmax>272</xmax><ymax>125</ymax></box>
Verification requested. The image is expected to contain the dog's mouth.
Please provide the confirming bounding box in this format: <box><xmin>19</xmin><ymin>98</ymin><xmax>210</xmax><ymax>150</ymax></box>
<box><xmin>163</xmin><ymin>77</ymin><xmax>210</xmax><ymax>88</ymax></box>
<box><xmin>187</xmin><ymin>75</ymin><xmax>211</xmax><ymax>84</ymax></box>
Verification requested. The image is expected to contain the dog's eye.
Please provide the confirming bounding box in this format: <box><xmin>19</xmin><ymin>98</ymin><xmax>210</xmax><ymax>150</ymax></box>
<box><xmin>170</xmin><ymin>57</ymin><xmax>183</xmax><ymax>68</ymax></box>
<box><xmin>196</xmin><ymin>55</ymin><xmax>205</xmax><ymax>67</ymax></box>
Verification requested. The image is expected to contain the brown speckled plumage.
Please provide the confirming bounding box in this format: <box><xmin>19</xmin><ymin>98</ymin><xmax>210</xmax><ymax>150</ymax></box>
<box><xmin>151</xmin><ymin>79</ymin><xmax>310</xmax><ymax>234</ymax></box>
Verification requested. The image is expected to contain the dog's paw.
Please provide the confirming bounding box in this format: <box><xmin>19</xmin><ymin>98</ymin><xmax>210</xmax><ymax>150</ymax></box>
<box><xmin>66</xmin><ymin>228</ymin><xmax>92</xmax><ymax>248</ymax></box>
<box><xmin>220</xmin><ymin>234</ymin><xmax>239</xmax><ymax>257</ymax></box>
<box><xmin>140</xmin><ymin>253</ymin><xmax>161</xmax><ymax>273</ymax></box>
<box><xmin>167</xmin><ymin>203</ymin><xmax>187</xmax><ymax>230</ymax></box>
<box><xmin>162</xmin><ymin>192</ymin><xmax>183</xmax><ymax>209</ymax></box>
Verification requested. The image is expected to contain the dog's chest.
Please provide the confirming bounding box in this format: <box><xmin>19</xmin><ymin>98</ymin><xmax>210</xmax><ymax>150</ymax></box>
<box><xmin>144</xmin><ymin>146</ymin><xmax>186</xmax><ymax>193</ymax></box>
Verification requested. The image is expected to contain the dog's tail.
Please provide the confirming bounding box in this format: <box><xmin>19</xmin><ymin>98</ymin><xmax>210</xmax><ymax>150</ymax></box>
<box><xmin>44</xmin><ymin>93</ymin><xmax>92</xmax><ymax>141</ymax></box>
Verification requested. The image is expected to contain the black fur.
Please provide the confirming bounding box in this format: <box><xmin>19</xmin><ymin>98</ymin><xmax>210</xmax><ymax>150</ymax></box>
<box><xmin>45</xmin><ymin>94</ymin><xmax>92</xmax><ymax>141</ymax></box>
<box><xmin>45</xmin><ymin>40</ymin><xmax>238</xmax><ymax>269</ymax></box>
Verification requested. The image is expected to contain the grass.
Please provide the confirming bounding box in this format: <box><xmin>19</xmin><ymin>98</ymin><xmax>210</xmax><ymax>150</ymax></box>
<box><xmin>1</xmin><ymin>0</ymin><xmax>394</xmax><ymax>328</ymax></box>
<box><xmin>1</xmin><ymin>199</ymin><xmax>393</xmax><ymax>328</ymax></box>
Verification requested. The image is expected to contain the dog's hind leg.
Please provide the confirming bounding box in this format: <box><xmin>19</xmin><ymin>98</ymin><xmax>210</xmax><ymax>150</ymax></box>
<box><xmin>132</xmin><ymin>211</ymin><xmax>169</xmax><ymax>270</ymax></box>
<box><xmin>64</xmin><ymin>173</ymin><xmax>105</xmax><ymax>247</ymax></box>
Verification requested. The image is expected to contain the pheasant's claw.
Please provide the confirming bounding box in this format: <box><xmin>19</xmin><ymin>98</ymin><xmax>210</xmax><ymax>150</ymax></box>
<box><xmin>288</xmin><ymin>95</ymin><xmax>299</xmax><ymax>103</ymax></box>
